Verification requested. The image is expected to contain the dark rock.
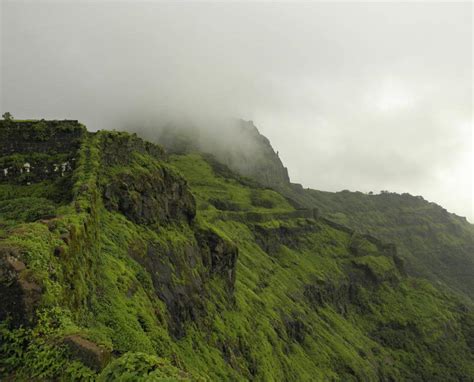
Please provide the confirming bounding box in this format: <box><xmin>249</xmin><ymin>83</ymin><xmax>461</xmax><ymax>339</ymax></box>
<box><xmin>129</xmin><ymin>228</ymin><xmax>238</xmax><ymax>338</ymax></box>
<box><xmin>304</xmin><ymin>255</ymin><xmax>400</xmax><ymax>315</ymax></box>
<box><xmin>283</xmin><ymin>315</ymin><xmax>307</xmax><ymax>343</ymax></box>
<box><xmin>223</xmin><ymin>120</ymin><xmax>291</xmax><ymax>188</ymax></box>
<box><xmin>129</xmin><ymin>240</ymin><xmax>205</xmax><ymax>338</ymax></box>
<box><xmin>63</xmin><ymin>335</ymin><xmax>110</xmax><ymax>371</ymax></box>
<box><xmin>99</xmin><ymin>132</ymin><xmax>195</xmax><ymax>225</ymax></box>
<box><xmin>99</xmin><ymin>132</ymin><xmax>166</xmax><ymax>166</ymax></box>
<box><xmin>349</xmin><ymin>259</ymin><xmax>399</xmax><ymax>286</ymax></box>
<box><xmin>103</xmin><ymin>167</ymin><xmax>196</xmax><ymax>225</ymax></box>
<box><xmin>0</xmin><ymin>245</ymin><xmax>42</xmax><ymax>326</ymax></box>
<box><xmin>370</xmin><ymin>322</ymin><xmax>421</xmax><ymax>350</ymax></box>
<box><xmin>196</xmin><ymin>228</ymin><xmax>239</xmax><ymax>292</ymax></box>
<box><xmin>304</xmin><ymin>279</ymin><xmax>350</xmax><ymax>314</ymax></box>
<box><xmin>157</xmin><ymin>119</ymin><xmax>291</xmax><ymax>189</ymax></box>
<box><xmin>253</xmin><ymin>219</ymin><xmax>318</xmax><ymax>254</ymax></box>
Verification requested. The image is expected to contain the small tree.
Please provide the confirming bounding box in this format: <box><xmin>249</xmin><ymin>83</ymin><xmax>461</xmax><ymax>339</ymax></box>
<box><xmin>2</xmin><ymin>112</ymin><xmax>13</xmax><ymax>121</ymax></box>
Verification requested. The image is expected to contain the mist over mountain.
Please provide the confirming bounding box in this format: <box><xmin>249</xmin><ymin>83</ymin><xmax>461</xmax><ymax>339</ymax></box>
<box><xmin>2</xmin><ymin>1</ymin><xmax>474</xmax><ymax>381</ymax></box>
<box><xmin>1</xmin><ymin>1</ymin><xmax>472</xmax><ymax>221</ymax></box>
<box><xmin>1</xmin><ymin>118</ymin><xmax>474</xmax><ymax>381</ymax></box>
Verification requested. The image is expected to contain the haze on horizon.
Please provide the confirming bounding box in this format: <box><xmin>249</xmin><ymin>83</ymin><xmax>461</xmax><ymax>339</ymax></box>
<box><xmin>1</xmin><ymin>1</ymin><xmax>472</xmax><ymax>221</ymax></box>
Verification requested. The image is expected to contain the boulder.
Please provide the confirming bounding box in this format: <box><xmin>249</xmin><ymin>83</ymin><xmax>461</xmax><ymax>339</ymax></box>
<box><xmin>103</xmin><ymin>167</ymin><xmax>196</xmax><ymax>225</ymax></box>
<box><xmin>0</xmin><ymin>246</ymin><xmax>42</xmax><ymax>326</ymax></box>
<box><xmin>63</xmin><ymin>335</ymin><xmax>111</xmax><ymax>371</ymax></box>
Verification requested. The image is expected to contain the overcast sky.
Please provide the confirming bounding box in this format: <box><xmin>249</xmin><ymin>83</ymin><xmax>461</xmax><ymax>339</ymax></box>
<box><xmin>1</xmin><ymin>1</ymin><xmax>472</xmax><ymax>221</ymax></box>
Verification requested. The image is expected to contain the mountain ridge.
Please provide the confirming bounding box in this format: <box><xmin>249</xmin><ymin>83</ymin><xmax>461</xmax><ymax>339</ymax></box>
<box><xmin>153</xmin><ymin>119</ymin><xmax>474</xmax><ymax>303</ymax></box>
<box><xmin>0</xmin><ymin>119</ymin><xmax>473</xmax><ymax>381</ymax></box>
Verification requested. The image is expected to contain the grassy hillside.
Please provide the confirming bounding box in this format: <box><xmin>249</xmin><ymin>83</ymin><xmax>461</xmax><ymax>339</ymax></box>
<box><xmin>286</xmin><ymin>188</ymin><xmax>474</xmax><ymax>303</ymax></box>
<box><xmin>0</xmin><ymin>121</ymin><xmax>473</xmax><ymax>381</ymax></box>
<box><xmin>154</xmin><ymin>120</ymin><xmax>474</xmax><ymax>305</ymax></box>
<box><xmin>170</xmin><ymin>154</ymin><xmax>474</xmax><ymax>380</ymax></box>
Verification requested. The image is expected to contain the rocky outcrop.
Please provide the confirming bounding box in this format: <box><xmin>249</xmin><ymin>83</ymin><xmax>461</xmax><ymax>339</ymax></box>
<box><xmin>98</xmin><ymin>132</ymin><xmax>227</xmax><ymax>336</ymax></box>
<box><xmin>304</xmin><ymin>256</ymin><xmax>401</xmax><ymax>315</ymax></box>
<box><xmin>196</xmin><ymin>228</ymin><xmax>238</xmax><ymax>292</ymax></box>
<box><xmin>253</xmin><ymin>219</ymin><xmax>319</xmax><ymax>254</ymax></box>
<box><xmin>0</xmin><ymin>245</ymin><xmax>42</xmax><ymax>327</ymax></box>
<box><xmin>156</xmin><ymin>120</ymin><xmax>291</xmax><ymax>189</ymax></box>
<box><xmin>100</xmin><ymin>132</ymin><xmax>196</xmax><ymax>225</ymax></box>
<box><xmin>209</xmin><ymin>120</ymin><xmax>291</xmax><ymax>188</ymax></box>
<box><xmin>282</xmin><ymin>315</ymin><xmax>307</xmax><ymax>344</ymax></box>
<box><xmin>136</xmin><ymin>241</ymin><xmax>206</xmax><ymax>337</ymax></box>
<box><xmin>63</xmin><ymin>335</ymin><xmax>111</xmax><ymax>371</ymax></box>
<box><xmin>217</xmin><ymin>208</ymin><xmax>319</xmax><ymax>223</ymax></box>
<box><xmin>129</xmin><ymin>228</ymin><xmax>238</xmax><ymax>338</ymax></box>
<box><xmin>103</xmin><ymin>168</ymin><xmax>196</xmax><ymax>225</ymax></box>
<box><xmin>99</xmin><ymin>131</ymin><xmax>166</xmax><ymax>166</ymax></box>
<box><xmin>304</xmin><ymin>278</ymin><xmax>353</xmax><ymax>314</ymax></box>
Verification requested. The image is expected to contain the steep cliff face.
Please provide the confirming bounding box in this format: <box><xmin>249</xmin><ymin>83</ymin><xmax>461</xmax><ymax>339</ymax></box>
<box><xmin>216</xmin><ymin>120</ymin><xmax>290</xmax><ymax>188</ymax></box>
<box><xmin>0</xmin><ymin>120</ymin><xmax>473</xmax><ymax>381</ymax></box>
<box><xmin>155</xmin><ymin>119</ymin><xmax>291</xmax><ymax>188</ymax></box>
<box><xmin>99</xmin><ymin>133</ymin><xmax>196</xmax><ymax>225</ymax></box>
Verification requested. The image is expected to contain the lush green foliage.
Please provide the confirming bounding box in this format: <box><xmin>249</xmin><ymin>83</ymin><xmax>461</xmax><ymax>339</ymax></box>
<box><xmin>0</xmin><ymin>126</ymin><xmax>473</xmax><ymax>381</ymax></box>
<box><xmin>169</xmin><ymin>153</ymin><xmax>293</xmax><ymax>217</ymax></box>
<box><xmin>99</xmin><ymin>352</ymin><xmax>197</xmax><ymax>381</ymax></box>
<box><xmin>0</xmin><ymin>308</ymin><xmax>95</xmax><ymax>381</ymax></box>
<box><xmin>292</xmin><ymin>189</ymin><xmax>474</xmax><ymax>302</ymax></box>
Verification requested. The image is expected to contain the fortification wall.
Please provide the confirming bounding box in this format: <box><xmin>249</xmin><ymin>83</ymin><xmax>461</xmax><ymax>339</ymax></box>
<box><xmin>0</xmin><ymin>120</ymin><xmax>86</xmax><ymax>184</ymax></box>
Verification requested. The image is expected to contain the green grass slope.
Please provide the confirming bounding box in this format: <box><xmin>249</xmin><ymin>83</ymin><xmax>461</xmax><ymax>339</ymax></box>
<box><xmin>156</xmin><ymin>119</ymin><xmax>474</xmax><ymax>305</ymax></box>
<box><xmin>289</xmin><ymin>188</ymin><xmax>474</xmax><ymax>303</ymax></box>
<box><xmin>0</xmin><ymin>123</ymin><xmax>473</xmax><ymax>381</ymax></box>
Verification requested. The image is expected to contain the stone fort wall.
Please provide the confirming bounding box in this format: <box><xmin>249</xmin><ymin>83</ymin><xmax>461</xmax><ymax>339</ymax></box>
<box><xmin>0</xmin><ymin>120</ymin><xmax>86</xmax><ymax>184</ymax></box>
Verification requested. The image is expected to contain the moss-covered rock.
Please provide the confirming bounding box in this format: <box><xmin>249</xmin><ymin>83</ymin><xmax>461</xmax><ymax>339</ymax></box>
<box><xmin>100</xmin><ymin>132</ymin><xmax>196</xmax><ymax>225</ymax></box>
<box><xmin>63</xmin><ymin>335</ymin><xmax>111</xmax><ymax>371</ymax></box>
<box><xmin>0</xmin><ymin>245</ymin><xmax>42</xmax><ymax>326</ymax></box>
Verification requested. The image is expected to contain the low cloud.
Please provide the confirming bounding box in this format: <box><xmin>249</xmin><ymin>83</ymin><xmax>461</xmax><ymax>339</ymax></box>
<box><xmin>1</xmin><ymin>1</ymin><xmax>472</xmax><ymax>220</ymax></box>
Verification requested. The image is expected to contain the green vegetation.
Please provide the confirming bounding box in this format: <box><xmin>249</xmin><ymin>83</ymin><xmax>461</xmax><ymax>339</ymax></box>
<box><xmin>157</xmin><ymin>119</ymin><xmax>474</xmax><ymax>306</ymax></box>
<box><xmin>293</xmin><ymin>189</ymin><xmax>474</xmax><ymax>302</ymax></box>
<box><xmin>169</xmin><ymin>153</ymin><xmax>293</xmax><ymax>218</ymax></box>
<box><xmin>0</xmin><ymin>121</ymin><xmax>473</xmax><ymax>381</ymax></box>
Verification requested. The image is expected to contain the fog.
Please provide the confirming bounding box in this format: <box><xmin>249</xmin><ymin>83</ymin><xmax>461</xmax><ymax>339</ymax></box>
<box><xmin>1</xmin><ymin>1</ymin><xmax>472</xmax><ymax>221</ymax></box>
